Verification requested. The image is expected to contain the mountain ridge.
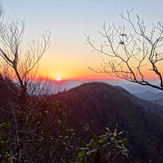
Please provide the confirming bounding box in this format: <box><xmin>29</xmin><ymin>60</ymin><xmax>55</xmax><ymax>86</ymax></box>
<box><xmin>50</xmin><ymin>82</ymin><xmax>163</xmax><ymax>160</ymax></box>
<box><xmin>134</xmin><ymin>91</ymin><xmax>163</xmax><ymax>107</ymax></box>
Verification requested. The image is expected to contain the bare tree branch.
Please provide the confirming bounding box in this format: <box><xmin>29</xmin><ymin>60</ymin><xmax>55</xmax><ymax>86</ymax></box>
<box><xmin>0</xmin><ymin>8</ymin><xmax>51</xmax><ymax>103</ymax></box>
<box><xmin>86</xmin><ymin>10</ymin><xmax>163</xmax><ymax>91</ymax></box>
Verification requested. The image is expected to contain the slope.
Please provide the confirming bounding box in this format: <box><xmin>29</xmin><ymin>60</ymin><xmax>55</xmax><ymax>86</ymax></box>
<box><xmin>115</xmin><ymin>86</ymin><xmax>163</xmax><ymax>118</ymax></box>
<box><xmin>51</xmin><ymin>82</ymin><xmax>163</xmax><ymax>160</ymax></box>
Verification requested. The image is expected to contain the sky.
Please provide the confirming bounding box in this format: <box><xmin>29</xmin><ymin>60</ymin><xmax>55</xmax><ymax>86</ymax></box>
<box><xmin>3</xmin><ymin>0</ymin><xmax>163</xmax><ymax>81</ymax></box>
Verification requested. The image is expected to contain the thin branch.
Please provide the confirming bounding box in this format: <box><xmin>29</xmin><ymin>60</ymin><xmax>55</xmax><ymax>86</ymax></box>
<box><xmin>86</xmin><ymin>10</ymin><xmax>163</xmax><ymax>91</ymax></box>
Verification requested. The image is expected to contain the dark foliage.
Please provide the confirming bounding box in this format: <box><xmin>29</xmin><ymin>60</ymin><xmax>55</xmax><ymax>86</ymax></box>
<box><xmin>1</xmin><ymin>81</ymin><xmax>163</xmax><ymax>162</ymax></box>
<box><xmin>0</xmin><ymin>100</ymin><xmax>81</xmax><ymax>162</ymax></box>
<box><xmin>0</xmin><ymin>77</ymin><xmax>20</xmax><ymax>123</ymax></box>
<box><xmin>52</xmin><ymin>82</ymin><xmax>163</xmax><ymax>162</ymax></box>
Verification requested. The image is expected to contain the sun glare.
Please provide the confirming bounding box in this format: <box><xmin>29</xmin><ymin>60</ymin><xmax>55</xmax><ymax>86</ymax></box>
<box><xmin>56</xmin><ymin>77</ymin><xmax>61</xmax><ymax>81</ymax></box>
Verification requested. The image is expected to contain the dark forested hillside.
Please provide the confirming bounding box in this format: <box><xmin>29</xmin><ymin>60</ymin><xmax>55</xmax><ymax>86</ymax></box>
<box><xmin>51</xmin><ymin>82</ymin><xmax>163</xmax><ymax>160</ymax></box>
<box><xmin>0</xmin><ymin>77</ymin><xmax>19</xmax><ymax>123</ymax></box>
<box><xmin>115</xmin><ymin>86</ymin><xmax>163</xmax><ymax>118</ymax></box>
<box><xmin>1</xmin><ymin>81</ymin><xmax>163</xmax><ymax>162</ymax></box>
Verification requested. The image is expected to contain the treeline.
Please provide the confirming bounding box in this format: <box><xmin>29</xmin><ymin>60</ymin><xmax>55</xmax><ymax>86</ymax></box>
<box><xmin>1</xmin><ymin>79</ymin><xmax>163</xmax><ymax>162</ymax></box>
<box><xmin>52</xmin><ymin>82</ymin><xmax>163</xmax><ymax>162</ymax></box>
<box><xmin>0</xmin><ymin>78</ymin><xmax>129</xmax><ymax>162</ymax></box>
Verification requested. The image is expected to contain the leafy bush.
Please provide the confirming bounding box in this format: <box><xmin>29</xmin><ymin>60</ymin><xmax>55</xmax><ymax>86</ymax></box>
<box><xmin>0</xmin><ymin>99</ymin><xmax>129</xmax><ymax>163</ymax></box>
<box><xmin>77</xmin><ymin>126</ymin><xmax>128</xmax><ymax>163</ymax></box>
<box><xmin>0</xmin><ymin>100</ymin><xmax>79</xmax><ymax>162</ymax></box>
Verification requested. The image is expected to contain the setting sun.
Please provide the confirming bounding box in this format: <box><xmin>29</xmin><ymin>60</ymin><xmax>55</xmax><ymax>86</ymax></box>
<box><xmin>56</xmin><ymin>77</ymin><xmax>61</xmax><ymax>81</ymax></box>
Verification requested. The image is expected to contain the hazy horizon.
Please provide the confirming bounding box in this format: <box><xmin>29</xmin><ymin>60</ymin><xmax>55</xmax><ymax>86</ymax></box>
<box><xmin>29</xmin><ymin>79</ymin><xmax>162</xmax><ymax>96</ymax></box>
<box><xmin>3</xmin><ymin>0</ymin><xmax>163</xmax><ymax>81</ymax></box>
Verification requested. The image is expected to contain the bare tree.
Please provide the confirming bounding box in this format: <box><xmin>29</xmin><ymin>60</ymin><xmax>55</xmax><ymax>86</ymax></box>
<box><xmin>86</xmin><ymin>9</ymin><xmax>163</xmax><ymax>91</ymax></box>
<box><xmin>0</xmin><ymin>5</ymin><xmax>51</xmax><ymax>102</ymax></box>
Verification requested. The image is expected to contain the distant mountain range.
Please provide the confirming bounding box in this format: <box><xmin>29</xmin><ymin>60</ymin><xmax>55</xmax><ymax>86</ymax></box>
<box><xmin>134</xmin><ymin>91</ymin><xmax>163</xmax><ymax>106</ymax></box>
<box><xmin>116</xmin><ymin>86</ymin><xmax>163</xmax><ymax>118</ymax></box>
<box><xmin>1</xmin><ymin>78</ymin><xmax>163</xmax><ymax>161</ymax></box>
<box><xmin>51</xmin><ymin>82</ymin><xmax>163</xmax><ymax>161</ymax></box>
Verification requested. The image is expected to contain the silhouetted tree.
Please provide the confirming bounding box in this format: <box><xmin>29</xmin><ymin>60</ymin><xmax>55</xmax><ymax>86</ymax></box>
<box><xmin>86</xmin><ymin>9</ymin><xmax>163</xmax><ymax>91</ymax></box>
<box><xmin>0</xmin><ymin>4</ymin><xmax>51</xmax><ymax>103</ymax></box>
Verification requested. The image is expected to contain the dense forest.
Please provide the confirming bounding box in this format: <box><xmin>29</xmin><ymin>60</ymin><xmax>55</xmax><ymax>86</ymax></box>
<box><xmin>1</xmin><ymin>78</ymin><xmax>163</xmax><ymax>162</ymax></box>
<box><xmin>53</xmin><ymin>82</ymin><xmax>163</xmax><ymax>160</ymax></box>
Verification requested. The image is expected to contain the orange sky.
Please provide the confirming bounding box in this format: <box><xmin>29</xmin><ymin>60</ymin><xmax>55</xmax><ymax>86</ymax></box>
<box><xmin>4</xmin><ymin>1</ymin><xmax>163</xmax><ymax>81</ymax></box>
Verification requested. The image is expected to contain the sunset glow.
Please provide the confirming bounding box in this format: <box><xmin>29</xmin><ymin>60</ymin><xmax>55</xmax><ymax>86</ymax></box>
<box><xmin>56</xmin><ymin>77</ymin><xmax>61</xmax><ymax>82</ymax></box>
<box><xmin>4</xmin><ymin>1</ymin><xmax>163</xmax><ymax>81</ymax></box>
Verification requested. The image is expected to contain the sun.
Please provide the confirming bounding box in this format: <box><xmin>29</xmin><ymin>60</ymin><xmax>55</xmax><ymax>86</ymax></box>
<box><xmin>56</xmin><ymin>77</ymin><xmax>61</xmax><ymax>81</ymax></box>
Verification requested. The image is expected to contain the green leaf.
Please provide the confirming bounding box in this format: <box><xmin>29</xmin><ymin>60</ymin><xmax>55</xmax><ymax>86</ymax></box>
<box><xmin>122</xmin><ymin>148</ymin><xmax>129</xmax><ymax>157</ymax></box>
<box><xmin>66</xmin><ymin>139</ymin><xmax>71</xmax><ymax>147</ymax></box>
<box><xmin>116</xmin><ymin>145</ymin><xmax>122</xmax><ymax>149</ymax></box>
<box><xmin>77</xmin><ymin>149</ymin><xmax>86</xmax><ymax>158</ymax></box>
<box><xmin>86</xmin><ymin>150</ymin><xmax>92</xmax><ymax>156</ymax></box>
<box><xmin>105</xmin><ymin>128</ymin><xmax>112</xmax><ymax>136</ymax></box>
<box><xmin>105</xmin><ymin>127</ymin><xmax>111</xmax><ymax>133</ymax></box>
<box><xmin>89</xmin><ymin>139</ymin><xmax>96</xmax><ymax>147</ymax></box>
<box><xmin>122</xmin><ymin>138</ymin><xmax>128</xmax><ymax>147</ymax></box>
<box><xmin>71</xmin><ymin>132</ymin><xmax>76</xmax><ymax>136</ymax></box>
<box><xmin>83</xmin><ymin>124</ymin><xmax>89</xmax><ymax>131</ymax></box>
<box><xmin>98</xmin><ymin>136</ymin><xmax>107</xmax><ymax>144</ymax></box>
<box><xmin>7</xmin><ymin>155</ymin><xmax>14</xmax><ymax>163</ymax></box>
<box><xmin>0</xmin><ymin>123</ymin><xmax>10</xmax><ymax>128</ymax></box>
<box><xmin>81</xmin><ymin>140</ymin><xmax>87</xmax><ymax>147</ymax></box>
<box><xmin>57</xmin><ymin>119</ymin><xmax>62</xmax><ymax>124</ymax></box>
<box><xmin>118</xmin><ymin>131</ymin><xmax>123</xmax><ymax>135</ymax></box>
<box><xmin>92</xmin><ymin>133</ymin><xmax>98</xmax><ymax>142</ymax></box>
<box><xmin>115</xmin><ymin>135</ymin><xmax>121</xmax><ymax>141</ymax></box>
<box><xmin>113</xmin><ymin>129</ymin><xmax>117</xmax><ymax>137</ymax></box>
